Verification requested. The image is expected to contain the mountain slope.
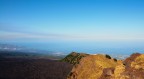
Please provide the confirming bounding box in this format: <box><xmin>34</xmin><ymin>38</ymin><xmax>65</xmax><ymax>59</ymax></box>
<box><xmin>66</xmin><ymin>53</ymin><xmax>120</xmax><ymax>79</ymax></box>
<box><xmin>0</xmin><ymin>58</ymin><xmax>73</xmax><ymax>79</ymax></box>
<box><xmin>66</xmin><ymin>52</ymin><xmax>144</xmax><ymax>79</ymax></box>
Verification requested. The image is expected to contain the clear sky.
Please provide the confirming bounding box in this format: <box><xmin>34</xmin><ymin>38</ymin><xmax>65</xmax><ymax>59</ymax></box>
<box><xmin>0</xmin><ymin>0</ymin><xmax>144</xmax><ymax>42</ymax></box>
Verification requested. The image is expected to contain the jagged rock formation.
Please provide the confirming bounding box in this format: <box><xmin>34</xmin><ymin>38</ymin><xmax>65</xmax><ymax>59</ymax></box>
<box><xmin>65</xmin><ymin>52</ymin><xmax>144</xmax><ymax>79</ymax></box>
<box><xmin>100</xmin><ymin>53</ymin><xmax>144</xmax><ymax>79</ymax></box>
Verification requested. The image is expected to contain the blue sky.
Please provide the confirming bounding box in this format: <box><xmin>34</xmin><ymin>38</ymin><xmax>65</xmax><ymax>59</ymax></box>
<box><xmin>0</xmin><ymin>0</ymin><xmax>144</xmax><ymax>42</ymax></box>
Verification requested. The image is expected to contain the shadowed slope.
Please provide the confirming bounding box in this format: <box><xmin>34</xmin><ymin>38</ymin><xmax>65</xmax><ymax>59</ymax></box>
<box><xmin>0</xmin><ymin>58</ymin><xmax>73</xmax><ymax>79</ymax></box>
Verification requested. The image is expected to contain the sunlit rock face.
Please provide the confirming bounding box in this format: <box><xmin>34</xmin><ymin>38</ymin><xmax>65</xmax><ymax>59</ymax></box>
<box><xmin>67</xmin><ymin>54</ymin><xmax>119</xmax><ymax>79</ymax></box>
<box><xmin>120</xmin><ymin>53</ymin><xmax>144</xmax><ymax>79</ymax></box>
<box><xmin>66</xmin><ymin>52</ymin><xmax>144</xmax><ymax>79</ymax></box>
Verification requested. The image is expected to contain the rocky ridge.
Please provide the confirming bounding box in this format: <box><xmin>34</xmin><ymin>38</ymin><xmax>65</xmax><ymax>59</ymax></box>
<box><xmin>63</xmin><ymin>52</ymin><xmax>144</xmax><ymax>79</ymax></box>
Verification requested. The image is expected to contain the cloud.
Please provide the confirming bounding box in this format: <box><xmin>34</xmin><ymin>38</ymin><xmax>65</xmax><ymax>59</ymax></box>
<box><xmin>0</xmin><ymin>31</ymin><xmax>85</xmax><ymax>42</ymax></box>
<box><xmin>0</xmin><ymin>30</ymin><xmax>144</xmax><ymax>42</ymax></box>
<box><xmin>0</xmin><ymin>23</ymin><xmax>144</xmax><ymax>42</ymax></box>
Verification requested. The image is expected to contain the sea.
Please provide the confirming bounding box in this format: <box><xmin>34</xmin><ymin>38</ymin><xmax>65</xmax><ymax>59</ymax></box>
<box><xmin>1</xmin><ymin>41</ymin><xmax>144</xmax><ymax>57</ymax></box>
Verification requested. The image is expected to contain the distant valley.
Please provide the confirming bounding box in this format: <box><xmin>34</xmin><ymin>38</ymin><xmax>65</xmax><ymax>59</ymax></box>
<box><xmin>0</xmin><ymin>44</ymin><xmax>66</xmax><ymax>60</ymax></box>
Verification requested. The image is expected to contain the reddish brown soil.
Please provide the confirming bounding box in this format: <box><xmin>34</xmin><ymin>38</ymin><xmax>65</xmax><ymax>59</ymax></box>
<box><xmin>0</xmin><ymin>58</ymin><xmax>73</xmax><ymax>79</ymax></box>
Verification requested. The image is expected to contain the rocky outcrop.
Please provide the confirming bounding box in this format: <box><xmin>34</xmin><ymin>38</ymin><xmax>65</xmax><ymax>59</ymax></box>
<box><xmin>65</xmin><ymin>52</ymin><xmax>144</xmax><ymax>79</ymax></box>
<box><xmin>67</xmin><ymin>54</ymin><xmax>120</xmax><ymax>79</ymax></box>
<box><xmin>120</xmin><ymin>53</ymin><xmax>144</xmax><ymax>79</ymax></box>
<box><xmin>100</xmin><ymin>53</ymin><xmax>144</xmax><ymax>79</ymax></box>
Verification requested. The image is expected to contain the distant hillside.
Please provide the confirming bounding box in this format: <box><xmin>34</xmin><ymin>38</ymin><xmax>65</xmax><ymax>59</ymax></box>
<box><xmin>0</xmin><ymin>50</ymin><xmax>64</xmax><ymax>60</ymax></box>
<box><xmin>0</xmin><ymin>44</ymin><xmax>66</xmax><ymax>60</ymax></box>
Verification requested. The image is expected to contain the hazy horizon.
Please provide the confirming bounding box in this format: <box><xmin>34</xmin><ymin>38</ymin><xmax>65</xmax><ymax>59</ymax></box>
<box><xmin>1</xmin><ymin>41</ymin><xmax>144</xmax><ymax>56</ymax></box>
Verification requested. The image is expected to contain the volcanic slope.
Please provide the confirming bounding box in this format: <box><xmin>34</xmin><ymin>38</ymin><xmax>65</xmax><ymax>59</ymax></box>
<box><xmin>65</xmin><ymin>52</ymin><xmax>144</xmax><ymax>79</ymax></box>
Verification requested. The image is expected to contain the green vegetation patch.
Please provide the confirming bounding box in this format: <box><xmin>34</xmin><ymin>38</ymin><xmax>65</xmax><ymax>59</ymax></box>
<box><xmin>60</xmin><ymin>52</ymin><xmax>89</xmax><ymax>65</ymax></box>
